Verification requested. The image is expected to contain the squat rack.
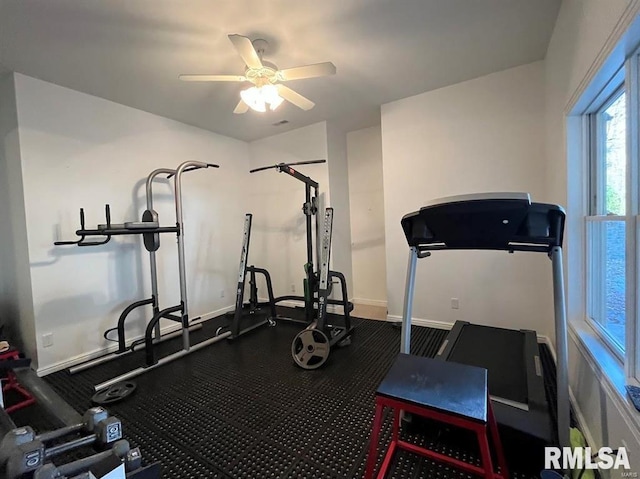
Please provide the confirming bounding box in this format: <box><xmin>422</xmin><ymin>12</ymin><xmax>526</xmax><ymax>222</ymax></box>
<box><xmin>56</xmin><ymin>161</ymin><xmax>228</xmax><ymax>391</ymax></box>
<box><xmin>249</xmin><ymin>160</ymin><xmax>325</xmax><ymax>323</ymax></box>
<box><xmin>248</xmin><ymin>160</ymin><xmax>353</xmax><ymax>324</ymax></box>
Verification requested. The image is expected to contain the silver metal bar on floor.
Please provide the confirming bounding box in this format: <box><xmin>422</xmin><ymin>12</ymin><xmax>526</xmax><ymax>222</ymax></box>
<box><xmin>93</xmin><ymin>330</ymin><xmax>232</xmax><ymax>392</ymax></box>
<box><xmin>235</xmin><ymin>319</ymin><xmax>271</xmax><ymax>337</ymax></box>
<box><xmin>68</xmin><ymin>323</ymin><xmax>203</xmax><ymax>374</ymax></box>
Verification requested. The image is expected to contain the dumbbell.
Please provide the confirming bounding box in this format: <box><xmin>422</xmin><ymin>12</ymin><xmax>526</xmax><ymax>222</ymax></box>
<box><xmin>2</xmin><ymin>408</ymin><xmax>122</xmax><ymax>478</ymax></box>
<box><xmin>0</xmin><ymin>407</ymin><xmax>115</xmax><ymax>464</ymax></box>
<box><xmin>33</xmin><ymin>439</ymin><xmax>135</xmax><ymax>479</ymax></box>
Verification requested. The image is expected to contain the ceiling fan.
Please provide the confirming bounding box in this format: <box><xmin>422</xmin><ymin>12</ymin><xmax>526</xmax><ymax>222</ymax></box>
<box><xmin>179</xmin><ymin>34</ymin><xmax>336</xmax><ymax>114</ymax></box>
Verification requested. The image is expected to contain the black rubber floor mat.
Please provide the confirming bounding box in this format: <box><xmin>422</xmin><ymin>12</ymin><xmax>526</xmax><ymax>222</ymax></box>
<box><xmin>39</xmin><ymin>313</ymin><xmax>559</xmax><ymax>478</ymax></box>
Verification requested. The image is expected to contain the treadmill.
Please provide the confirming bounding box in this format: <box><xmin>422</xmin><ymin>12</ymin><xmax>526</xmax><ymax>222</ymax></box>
<box><xmin>399</xmin><ymin>192</ymin><xmax>569</xmax><ymax>448</ymax></box>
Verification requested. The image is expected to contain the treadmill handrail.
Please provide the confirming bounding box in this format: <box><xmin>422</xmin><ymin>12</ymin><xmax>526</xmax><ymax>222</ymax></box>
<box><xmin>416</xmin><ymin>242</ymin><xmax>556</xmax><ymax>254</ymax></box>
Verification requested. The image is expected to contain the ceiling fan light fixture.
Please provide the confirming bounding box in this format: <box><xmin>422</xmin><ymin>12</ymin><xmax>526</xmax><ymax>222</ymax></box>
<box><xmin>268</xmin><ymin>92</ymin><xmax>284</xmax><ymax>111</ymax></box>
<box><xmin>180</xmin><ymin>34</ymin><xmax>334</xmax><ymax>114</ymax></box>
<box><xmin>240</xmin><ymin>87</ymin><xmax>266</xmax><ymax>112</ymax></box>
<box><xmin>240</xmin><ymin>84</ymin><xmax>283</xmax><ymax>112</ymax></box>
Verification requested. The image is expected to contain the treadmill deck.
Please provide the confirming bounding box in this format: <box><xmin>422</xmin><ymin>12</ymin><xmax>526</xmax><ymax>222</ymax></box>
<box><xmin>436</xmin><ymin>321</ymin><xmax>552</xmax><ymax>442</ymax></box>
<box><xmin>447</xmin><ymin>324</ymin><xmax>527</xmax><ymax>406</ymax></box>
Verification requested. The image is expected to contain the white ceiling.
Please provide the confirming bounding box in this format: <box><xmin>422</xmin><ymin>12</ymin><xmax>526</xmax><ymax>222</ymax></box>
<box><xmin>0</xmin><ymin>0</ymin><xmax>561</xmax><ymax>142</ymax></box>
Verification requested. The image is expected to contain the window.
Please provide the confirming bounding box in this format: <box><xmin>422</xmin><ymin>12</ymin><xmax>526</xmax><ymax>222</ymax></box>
<box><xmin>586</xmin><ymin>85</ymin><xmax>627</xmax><ymax>356</ymax></box>
<box><xmin>573</xmin><ymin>19</ymin><xmax>640</xmax><ymax>383</ymax></box>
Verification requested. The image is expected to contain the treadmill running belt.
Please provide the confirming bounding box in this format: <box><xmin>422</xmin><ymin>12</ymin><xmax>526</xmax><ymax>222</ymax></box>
<box><xmin>447</xmin><ymin>324</ymin><xmax>527</xmax><ymax>405</ymax></box>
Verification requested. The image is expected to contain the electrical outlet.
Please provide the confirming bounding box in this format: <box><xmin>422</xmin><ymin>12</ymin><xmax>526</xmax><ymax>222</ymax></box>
<box><xmin>291</xmin><ymin>284</ymin><xmax>296</xmax><ymax>293</ymax></box>
<box><xmin>451</xmin><ymin>298</ymin><xmax>459</xmax><ymax>310</ymax></box>
<box><xmin>220</xmin><ymin>289</ymin><xmax>225</xmax><ymax>298</ymax></box>
<box><xmin>42</xmin><ymin>333</ymin><xmax>54</xmax><ymax>348</ymax></box>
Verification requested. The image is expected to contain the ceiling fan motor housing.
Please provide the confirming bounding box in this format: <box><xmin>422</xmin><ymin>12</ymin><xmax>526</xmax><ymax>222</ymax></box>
<box><xmin>251</xmin><ymin>38</ymin><xmax>270</xmax><ymax>56</ymax></box>
<box><xmin>245</xmin><ymin>63</ymin><xmax>279</xmax><ymax>86</ymax></box>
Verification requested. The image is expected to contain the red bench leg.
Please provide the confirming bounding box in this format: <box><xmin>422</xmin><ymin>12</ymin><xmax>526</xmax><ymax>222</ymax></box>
<box><xmin>2</xmin><ymin>371</ymin><xmax>35</xmax><ymax>413</ymax></box>
<box><xmin>367</xmin><ymin>395</ymin><xmax>509</xmax><ymax>479</ymax></box>
<box><xmin>365</xmin><ymin>400</ymin><xmax>385</xmax><ymax>479</ymax></box>
<box><xmin>392</xmin><ymin>408</ymin><xmax>400</xmax><ymax>442</ymax></box>
<box><xmin>477</xmin><ymin>425</ymin><xmax>495</xmax><ymax>479</ymax></box>
<box><xmin>488</xmin><ymin>401</ymin><xmax>509</xmax><ymax>479</ymax></box>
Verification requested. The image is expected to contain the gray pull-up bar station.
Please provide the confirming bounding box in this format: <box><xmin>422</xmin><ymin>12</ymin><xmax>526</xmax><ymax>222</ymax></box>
<box><xmin>56</xmin><ymin>161</ymin><xmax>225</xmax><ymax>391</ymax></box>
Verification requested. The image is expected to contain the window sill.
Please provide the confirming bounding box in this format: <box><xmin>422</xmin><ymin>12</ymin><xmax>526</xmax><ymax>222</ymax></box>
<box><xmin>568</xmin><ymin>320</ymin><xmax>640</xmax><ymax>433</ymax></box>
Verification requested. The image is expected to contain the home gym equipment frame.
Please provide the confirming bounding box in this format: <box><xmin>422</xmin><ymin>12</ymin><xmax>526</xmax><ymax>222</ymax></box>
<box><xmin>226</xmin><ymin>213</ymin><xmax>277</xmax><ymax>339</ymax></box>
<box><xmin>224</xmin><ymin>208</ymin><xmax>353</xmax><ymax>368</ymax></box>
<box><xmin>247</xmin><ymin>160</ymin><xmax>353</xmax><ymax>326</ymax></box>
<box><xmin>399</xmin><ymin>193</ymin><xmax>569</xmax><ymax>449</ymax></box>
<box><xmin>56</xmin><ymin>161</ymin><xmax>229</xmax><ymax>391</ymax></box>
<box><xmin>290</xmin><ymin>207</ymin><xmax>353</xmax><ymax>369</ymax></box>
<box><xmin>227</xmin><ymin>160</ymin><xmax>353</xmax><ymax>368</ymax></box>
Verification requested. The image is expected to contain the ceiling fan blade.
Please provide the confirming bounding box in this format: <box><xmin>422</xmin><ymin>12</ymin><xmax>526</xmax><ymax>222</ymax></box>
<box><xmin>233</xmin><ymin>99</ymin><xmax>249</xmax><ymax>114</ymax></box>
<box><xmin>179</xmin><ymin>74</ymin><xmax>246</xmax><ymax>82</ymax></box>
<box><xmin>228</xmin><ymin>34</ymin><xmax>263</xmax><ymax>69</ymax></box>
<box><xmin>276</xmin><ymin>85</ymin><xmax>315</xmax><ymax>111</ymax></box>
<box><xmin>278</xmin><ymin>62</ymin><xmax>336</xmax><ymax>81</ymax></box>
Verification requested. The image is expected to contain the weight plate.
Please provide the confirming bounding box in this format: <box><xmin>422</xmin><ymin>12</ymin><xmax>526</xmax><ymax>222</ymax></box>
<box><xmin>92</xmin><ymin>381</ymin><xmax>137</xmax><ymax>405</ymax></box>
<box><xmin>291</xmin><ymin>329</ymin><xmax>330</xmax><ymax>370</ymax></box>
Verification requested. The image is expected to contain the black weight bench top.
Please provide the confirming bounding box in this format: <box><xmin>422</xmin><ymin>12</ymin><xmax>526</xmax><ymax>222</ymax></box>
<box><xmin>376</xmin><ymin>353</ymin><xmax>489</xmax><ymax>423</ymax></box>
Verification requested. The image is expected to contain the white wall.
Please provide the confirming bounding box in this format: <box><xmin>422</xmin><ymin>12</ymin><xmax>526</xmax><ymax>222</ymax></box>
<box><xmin>347</xmin><ymin>126</ymin><xmax>387</xmax><ymax>305</ymax></box>
<box><xmin>13</xmin><ymin>73</ymin><xmax>250</xmax><ymax>372</ymax></box>
<box><xmin>381</xmin><ymin>61</ymin><xmax>552</xmax><ymax>334</ymax></box>
<box><xmin>544</xmin><ymin>0</ymin><xmax>640</xmax><ymax>468</ymax></box>
<box><xmin>326</xmin><ymin>121</ymin><xmax>354</xmax><ymax>296</ymax></box>
<box><xmin>0</xmin><ymin>75</ymin><xmax>13</xmax><ymax>317</ymax></box>
<box><xmin>248</xmin><ymin>122</ymin><xmax>330</xmax><ymax>299</ymax></box>
<box><xmin>0</xmin><ymin>73</ymin><xmax>36</xmax><ymax>360</ymax></box>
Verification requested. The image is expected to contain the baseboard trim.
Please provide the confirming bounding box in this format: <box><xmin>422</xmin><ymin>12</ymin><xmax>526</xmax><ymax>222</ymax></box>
<box><xmin>36</xmin><ymin>304</ymin><xmax>235</xmax><ymax>376</ymax></box>
<box><xmin>352</xmin><ymin>298</ymin><xmax>388</xmax><ymax>308</ymax></box>
<box><xmin>258</xmin><ymin>298</ymin><xmax>348</xmax><ymax>314</ymax></box>
<box><xmin>386</xmin><ymin>314</ymin><xmax>453</xmax><ymax>330</ymax></box>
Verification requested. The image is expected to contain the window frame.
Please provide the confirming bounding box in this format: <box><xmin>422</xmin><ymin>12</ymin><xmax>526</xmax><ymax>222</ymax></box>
<box><xmin>588</xmin><ymin>85</ymin><xmax>626</xmax><ymax>216</ymax></box>
<box><xmin>627</xmin><ymin>49</ymin><xmax>639</xmax><ymax>381</ymax></box>
<box><xmin>584</xmin><ymin>73</ymin><xmax>628</xmax><ymax>362</ymax></box>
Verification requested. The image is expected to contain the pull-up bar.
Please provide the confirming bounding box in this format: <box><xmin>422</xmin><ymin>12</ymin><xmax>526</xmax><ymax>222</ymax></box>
<box><xmin>250</xmin><ymin>159</ymin><xmax>325</xmax><ymax>189</ymax></box>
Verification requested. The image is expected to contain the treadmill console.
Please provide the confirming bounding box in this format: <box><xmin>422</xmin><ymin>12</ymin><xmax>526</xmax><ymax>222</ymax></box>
<box><xmin>401</xmin><ymin>192</ymin><xmax>565</xmax><ymax>252</ymax></box>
